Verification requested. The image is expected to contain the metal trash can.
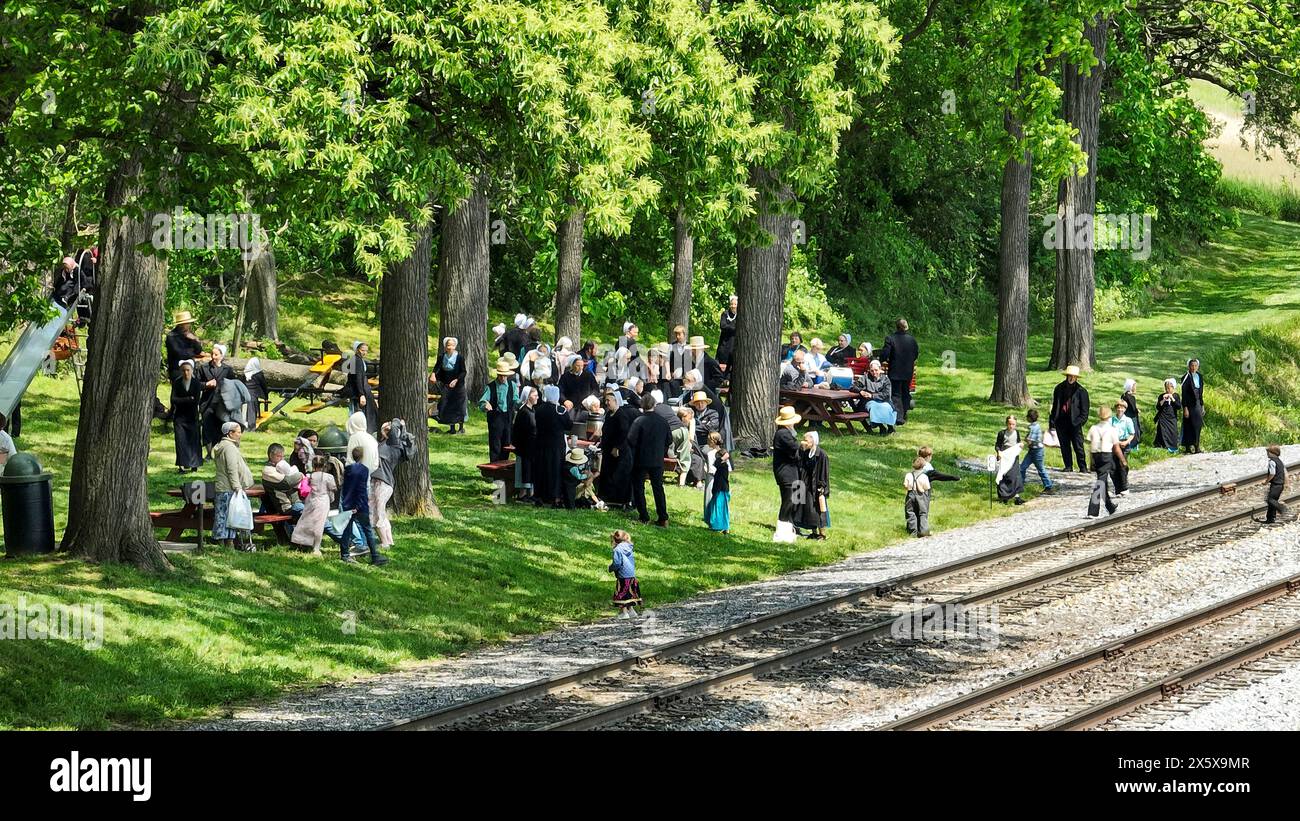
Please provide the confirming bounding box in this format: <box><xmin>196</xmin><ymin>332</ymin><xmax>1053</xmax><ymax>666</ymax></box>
<box><xmin>0</xmin><ymin>452</ymin><xmax>56</xmax><ymax>556</ymax></box>
<box><xmin>316</xmin><ymin>423</ymin><xmax>349</xmax><ymax>458</ymax></box>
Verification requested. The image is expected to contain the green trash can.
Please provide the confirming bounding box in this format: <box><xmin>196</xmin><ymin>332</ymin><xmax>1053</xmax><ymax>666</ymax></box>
<box><xmin>0</xmin><ymin>452</ymin><xmax>56</xmax><ymax>556</ymax></box>
<box><xmin>316</xmin><ymin>423</ymin><xmax>349</xmax><ymax>458</ymax></box>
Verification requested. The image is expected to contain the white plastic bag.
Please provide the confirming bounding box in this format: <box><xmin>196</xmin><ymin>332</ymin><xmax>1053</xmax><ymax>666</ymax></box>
<box><xmin>227</xmin><ymin>490</ymin><xmax>254</xmax><ymax>531</ymax></box>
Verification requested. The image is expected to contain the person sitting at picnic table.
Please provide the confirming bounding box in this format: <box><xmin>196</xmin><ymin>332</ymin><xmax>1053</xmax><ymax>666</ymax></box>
<box><xmin>779</xmin><ymin>349</ymin><xmax>814</xmax><ymax>391</ymax></box>
<box><xmin>995</xmin><ymin>415</ymin><xmax>1026</xmax><ymax>505</ymax></box>
<box><xmin>559</xmin><ymin>353</ymin><xmax>598</xmax><ymax>408</ymax></box>
<box><xmin>852</xmin><ymin>359</ymin><xmax>895</xmax><ymax>434</ymax></box>
<box><xmin>855</xmin><ymin>341</ymin><xmax>874</xmax><ymax>361</ymax></box>
<box><xmin>780</xmin><ymin>332</ymin><xmax>808</xmax><ymax>362</ymax></box>
<box><xmin>1109</xmin><ymin>401</ymin><xmax>1135</xmax><ymax>497</ymax></box>
<box><xmin>794</xmin><ymin>431</ymin><xmax>831</xmax><ymax>540</ymax></box>
<box><xmin>1154</xmin><ymin>378</ymin><xmax>1182</xmax><ymax>453</ymax></box>
<box><xmin>261</xmin><ymin>443</ymin><xmax>305</xmax><ymax>534</ymax></box>
<box><xmin>212</xmin><ymin>421</ymin><xmax>254</xmax><ymax>550</ymax></box>
<box><xmin>826</xmin><ymin>334</ymin><xmax>853</xmax><ymax>367</ymax></box>
<box><xmin>480</xmin><ymin>359</ymin><xmax>520</xmax><ymax>462</ymax></box>
<box><xmin>806</xmin><ymin>339</ymin><xmax>830</xmax><ymax>382</ymax></box>
<box><xmin>290</xmin><ymin>429</ymin><xmax>318</xmax><ymax>475</ymax></box>
<box><xmin>562</xmin><ymin>447</ymin><xmax>605</xmax><ymax>510</ymax></box>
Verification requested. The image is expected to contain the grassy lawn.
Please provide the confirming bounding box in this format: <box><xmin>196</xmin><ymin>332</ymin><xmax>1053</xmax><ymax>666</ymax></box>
<box><xmin>1</xmin><ymin>212</ymin><xmax>1297</xmax><ymax>729</ymax></box>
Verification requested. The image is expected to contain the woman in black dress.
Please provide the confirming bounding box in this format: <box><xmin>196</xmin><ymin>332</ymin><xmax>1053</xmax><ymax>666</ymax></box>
<box><xmin>511</xmin><ymin>387</ymin><xmax>539</xmax><ymax>502</ymax></box>
<box><xmin>794</xmin><ymin>431</ymin><xmax>831</xmax><ymax>539</ymax></box>
<box><xmin>1154</xmin><ymin>378</ymin><xmax>1182</xmax><ymax>452</ymax></box>
<box><xmin>1121</xmin><ymin>378</ymin><xmax>1141</xmax><ymax>449</ymax></box>
<box><xmin>717</xmin><ymin>295</ymin><xmax>738</xmax><ymax>368</ymax></box>
<box><xmin>1180</xmin><ymin>359</ymin><xmax>1205</xmax><ymax>453</ymax></box>
<box><xmin>170</xmin><ymin>360</ymin><xmax>203</xmax><ymax>471</ymax></box>
<box><xmin>433</xmin><ymin>336</ymin><xmax>468</xmax><ymax>434</ymax></box>
<box><xmin>558</xmin><ymin>354</ymin><xmax>598</xmax><ymax>408</ymax></box>
<box><xmin>242</xmin><ymin>357</ymin><xmax>269</xmax><ymax>432</ymax></box>
<box><xmin>826</xmin><ymin>333</ymin><xmax>853</xmax><ymax>367</ymax></box>
<box><xmin>995</xmin><ymin>415</ymin><xmax>1025</xmax><ymax>504</ymax></box>
<box><xmin>343</xmin><ymin>341</ymin><xmax>379</xmax><ymax>433</ymax></box>
<box><xmin>196</xmin><ymin>343</ymin><xmax>235</xmax><ymax>456</ymax></box>
<box><xmin>532</xmin><ymin>385</ymin><xmax>571</xmax><ymax>507</ymax></box>
<box><xmin>599</xmin><ymin>391</ymin><xmax>637</xmax><ymax>507</ymax></box>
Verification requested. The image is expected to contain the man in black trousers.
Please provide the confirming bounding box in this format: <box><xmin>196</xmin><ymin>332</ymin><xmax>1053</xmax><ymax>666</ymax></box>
<box><xmin>1049</xmin><ymin>365</ymin><xmax>1090</xmax><ymax>473</ymax></box>
<box><xmin>626</xmin><ymin>394</ymin><xmax>671</xmax><ymax>526</ymax></box>
<box><xmin>880</xmin><ymin>318</ymin><xmax>918</xmax><ymax>425</ymax></box>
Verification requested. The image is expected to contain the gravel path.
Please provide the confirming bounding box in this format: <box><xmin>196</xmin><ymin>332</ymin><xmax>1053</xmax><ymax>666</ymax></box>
<box><xmin>186</xmin><ymin>445</ymin><xmax>1297</xmax><ymax>730</ymax></box>
<box><xmin>1147</xmin><ymin>661</ymin><xmax>1300</xmax><ymax>731</ymax></box>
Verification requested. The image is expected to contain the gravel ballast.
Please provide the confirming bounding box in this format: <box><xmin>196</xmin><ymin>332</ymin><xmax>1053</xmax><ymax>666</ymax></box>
<box><xmin>187</xmin><ymin>445</ymin><xmax>1298</xmax><ymax>730</ymax></box>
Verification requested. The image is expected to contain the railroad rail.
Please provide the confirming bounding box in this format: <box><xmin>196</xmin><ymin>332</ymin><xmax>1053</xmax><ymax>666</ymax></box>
<box><xmin>384</xmin><ymin>462</ymin><xmax>1297</xmax><ymax>731</ymax></box>
<box><xmin>879</xmin><ymin>573</ymin><xmax>1300</xmax><ymax>731</ymax></box>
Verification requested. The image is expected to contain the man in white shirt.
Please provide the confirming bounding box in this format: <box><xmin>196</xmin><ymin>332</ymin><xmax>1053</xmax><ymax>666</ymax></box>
<box><xmin>1086</xmin><ymin>406</ymin><xmax>1121</xmax><ymax>518</ymax></box>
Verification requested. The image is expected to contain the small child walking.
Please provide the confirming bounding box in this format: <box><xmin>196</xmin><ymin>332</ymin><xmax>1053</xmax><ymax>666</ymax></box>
<box><xmin>903</xmin><ymin>456</ymin><xmax>933</xmax><ymax>537</ymax></box>
<box><xmin>339</xmin><ymin>446</ymin><xmax>390</xmax><ymax>565</ymax></box>
<box><xmin>1019</xmin><ymin>409</ymin><xmax>1056</xmax><ymax>494</ymax></box>
<box><xmin>609</xmin><ymin>529</ymin><xmax>642</xmax><ymax>619</ymax></box>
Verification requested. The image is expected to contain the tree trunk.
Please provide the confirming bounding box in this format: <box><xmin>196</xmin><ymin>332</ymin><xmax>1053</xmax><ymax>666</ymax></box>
<box><xmin>226</xmin><ymin>356</ymin><xmax>346</xmax><ymax>390</ymax></box>
<box><xmin>438</xmin><ymin>174</ymin><xmax>490</xmax><ymax>404</ymax></box>
<box><xmin>60</xmin><ymin>188</ymin><xmax>79</xmax><ymax>256</ymax></box>
<box><xmin>61</xmin><ymin>154</ymin><xmax>171</xmax><ymax>571</ymax></box>
<box><xmin>232</xmin><ymin>257</ymin><xmax>251</xmax><ymax>353</ymax></box>
<box><xmin>731</xmin><ymin>167</ymin><xmax>794</xmax><ymax>453</ymax></box>
<box><xmin>1050</xmin><ymin>15</ymin><xmax>1108</xmax><ymax>372</ymax></box>
<box><xmin>990</xmin><ymin>100</ymin><xmax>1033</xmax><ymax>406</ymax></box>
<box><xmin>245</xmin><ymin>240</ymin><xmax>280</xmax><ymax>342</ymax></box>
<box><xmin>554</xmin><ymin>205</ymin><xmax>584</xmax><ymax>343</ymax></box>
<box><xmin>382</xmin><ymin>214</ymin><xmax>442</xmax><ymax>518</ymax></box>
<box><xmin>669</xmin><ymin>207</ymin><xmax>694</xmax><ymax>335</ymax></box>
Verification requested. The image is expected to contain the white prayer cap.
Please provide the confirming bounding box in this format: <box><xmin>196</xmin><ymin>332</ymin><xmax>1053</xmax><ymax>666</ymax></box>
<box><xmin>493</xmin><ymin>323</ymin><xmax>506</xmax><ymax>335</ymax></box>
<box><xmin>514</xmin><ymin>313</ymin><xmax>528</xmax><ymax>328</ymax></box>
<box><xmin>650</xmin><ymin>389</ymin><xmax>664</xmax><ymax>405</ymax></box>
<box><xmin>213</xmin><ymin>343</ymin><xmax>228</xmax><ymax>357</ymax></box>
<box><xmin>622</xmin><ymin>321</ymin><xmax>634</xmax><ymax>334</ymax></box>
<box><xmin>556</xmin><ymin>336</ymin><xmax>572</xmax><ymax>351</ymax></box>
<box><xmin>582</xmin><ymin>395</ymin><xmax>600</xmax><ymax>411</ymax></box>
<box><xmin>244</xmin><ymin>357</ymin><xmax>262</xmax><ymax>379</ymax></box>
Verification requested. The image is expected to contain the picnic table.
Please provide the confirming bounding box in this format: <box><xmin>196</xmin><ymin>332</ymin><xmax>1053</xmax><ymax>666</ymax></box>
<box><xmin>150</xmin><ymin>486</ymin><xmax>292</xmax><ymax>544</ymax></box>
<box><xmin>779</xmin><ymin>387</ymin><xmax>872</xmax><ymax>435</ymax></box>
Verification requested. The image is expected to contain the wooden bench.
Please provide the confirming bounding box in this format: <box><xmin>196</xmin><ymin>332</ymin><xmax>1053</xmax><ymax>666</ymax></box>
<box><xmin>149</xmin><ymin>510</ymin><xmax>293</xmax><ymax>544</ymax></box>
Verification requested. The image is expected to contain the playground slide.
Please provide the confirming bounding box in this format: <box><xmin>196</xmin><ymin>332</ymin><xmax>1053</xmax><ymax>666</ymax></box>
<box><xmin>0</xmin><ymin>301</ymin><xmax>70</xmax><ymax>419</ymax></box>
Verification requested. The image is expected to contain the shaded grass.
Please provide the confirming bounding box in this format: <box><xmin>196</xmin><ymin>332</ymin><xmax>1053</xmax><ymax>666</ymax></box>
<box><xmin>1</xmin><ymin>213</ymin><xmax>1297</xmax><ymax>729</ymax></box>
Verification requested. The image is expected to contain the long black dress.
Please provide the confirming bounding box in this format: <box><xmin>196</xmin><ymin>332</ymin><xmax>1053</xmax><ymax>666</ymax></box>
<box><xmin>1154</xmin><ymin>392</ymin><xmax>1181</xmax><ymax>449</ymax></box>
<box><xmin>245</xmin><ymin>372</ymin><xmax>268</xmax><ymax>432</ymax></box>
<box><xmin>1122</xmin><ymin>390</ymin><xmax>1141</xmax><ymax>447</ymax></box>
<box><xmin>434</xmin><ymin>351</ymin><xmax>468</xmax><ymax>427</ymax></box>
<box><xmin>533</xmin><ymin>401</ymin><xmax>570</xmax><ymax>506</ymax></box>
<box><xmin>343</xmin><ymin>353</ymin><xmax>379</xmax><ymax>432</ymax></box>
<box><xmin>511</xmin><ymin>405</ymin><xmax>537</xmax><ymax>495</ymax></box>
<box><xmin>794</xmin><ymin>447</ymin><xmax>831</xmax><ymax>531</ymax></box>
<box><xmin>772</xmin><ymin>426</ymin><xmax>801</xmax><ymax>523</ymax></box>
<box><xmin>558</xmin><ymin>369</ymin><xmax>598</xmax><ymax>407</ymax></box>
<box><xmin>717</xmin><ymin>309</ymin><xmax>737</xmax><ymax>366</ymax></box>
<box><xmin>1180</xmin><ymin>371</ymin><xmax>1205</xmax><ymax>450</ymax></box>
<box><xmin>170</xmin><ymin>375</ymin><xmax>203</xmax><ymax>469</ymax></box>
<box><xmin>195</xmin><ymin>361</ymin><xmax>235</xmax><ymax>450</ymax></box>
<box><xmin>995</xmin><ymin>429</ymin><xmax>1025</xmax><ymax>501</ymax></box>
<box><xmin>164</xmin><ymin>328</ymin><xmax>204</xmax><ymax>379</ymax></box>
<box><xmin>599</xmin><ymin>404</ymin><xmax>639</xmax><ymax>505</ymax></box>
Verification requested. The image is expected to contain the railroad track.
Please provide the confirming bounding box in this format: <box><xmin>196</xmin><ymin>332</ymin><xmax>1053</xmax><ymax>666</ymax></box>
<box><xmin>384</xmin><ymin>463</ymin><xmax>1298</xmax><ymax>731</ymax></box>
<box><xmin>878</xmin><ymin>573</ymin><xmax>1300</xmax><ymax>731</ymax></box>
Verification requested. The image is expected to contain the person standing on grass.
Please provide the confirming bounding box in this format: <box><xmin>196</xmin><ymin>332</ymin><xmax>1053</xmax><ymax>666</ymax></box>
<box><xmin>1154</xmin><ymin>378</ymin><xmax>1182</xmax><ymax>452</ymax></box>
<box><xmin>342</xmin><ymin>341</ymin><xmax>378</xmax><ymax>433</ymax></box>
<box><xmin>1262</xmin><ymin>445</ymin><xmax>1289</xmax><ymax>525</ymax></box>
<box><xmin>717</xmin><ymin>295</ymin><xmax>738</xmax><ymax>370</ymax></box>
<box><xmin>609</xmin><ymin>529</ymin><xmax>642</xmax><ymax>619</ymax></box>
<box><xmin>1049</xmin><ymin>365</ymin><xmax>1090</xmax><ymax>473</ymax></box>
<box><xmin>598</xmin><ymin>390</ymin><xmax>636</xmax><ymax>508</ymax></box>
<box><xmin>1181</xmin><ymin>358</ymin><xmax>1206</xmax><ymax>453</ymax></box>
<box><xmin>880</xmin><ymin>318</ymin><xmax>918</xmax><ymax>425</ymax></box>
<box><xmin>338</xmin><ymin>445</ymin><xmax>390</xmax><ymax>565</ymax></box>
<box><xmin>795</xmin><ymin>431</ymin><xmax>831</xmax><ymax>540</ymax></box>
<box><xmin>212</xmin><ymin>422</ymin><xmax>254</xmax><ymax>550</ymax></box>
<box><xmin>291</xmin><ymin>455</ymin><xmax>338</xmax><ymax>554</ymax></box>
<box><xmin>1086</xmin><ymin>406</ymin><xmax>1122</xmax><ymax>519</ymax></box>
<box><xmin>995</xmin><ymin>415</ymin><xmax>1025</xmax><ymax>505</ymax></box>
<box><xmin>904</xmin><ymin>456</ymin><xmax>933</xmax><ymax>538</ymax></box>
<box><xmin>512</xmin><ymin>387</ymin><xmax>539</xmax><ymax>503</ymax></box>
<box><xmin>433</xmin><ymin>336</ymin><xmax>468</xmax><ymax>435</ymax></box>
<box><xmin>197</xmin><ymin>343</ymin><xmax>235</xmax><ymax>457</ymax></box>
<box><xmin>1018</xmin><ymin>408</ymin><xmax>1055</xmax><ymax>494</ymax></box>
<box><xmin>165</xmin><ymin>311</ymin><xmax>205</xmax><ymax>380</ymax></box>
<box><xmin>372</xmin><ymin>418</ymin><xmax>416</xmax><ymax>548</ymax></box>
<box><xmin>1121</xmin><ymin>379</ymin><xmax>1141</xmax><ymax>450</ymax></box>
<box><xmin>243</xmin><ymin>357</ymin><xmax>268</xmax><ymax>431</ymax></box>
<box><xmin>772</xmin><ymin>406</ymin><xmax>802</xmax><ymax>543</ymax></box>
<box><xmin>533</xmin><ymin>385</ymin><xmax>571</xmax><ymax>508</ymax></box>
<box><xmin>703</xmin><ymin>431</ymin><xmax>731</xmax><ymax>534</ymax></box>
<box><xmin>480</xmin><ymin>359</ymin><xmax>520</xmax><ymax>462</ymax></box>
<box><xmin>626</xmin><ymin>394</ymin><xmax>671</xmax><ymax>527</ymax></box>
<box><xmin>1110</xmin><ymin>401</ymin><xmax>1135</xmax><ymax>497</ymax></box>
<box><xmin>170</xmin><ymin>360</ymin><xmax>203</xmax><ymax>472</ymax></box>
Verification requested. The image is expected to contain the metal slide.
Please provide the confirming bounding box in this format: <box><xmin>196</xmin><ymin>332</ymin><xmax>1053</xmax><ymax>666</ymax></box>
<box><xmin>0</xmin><ymin>301</ymin><xmax>71</xmax><ymax>419</ymax></box>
